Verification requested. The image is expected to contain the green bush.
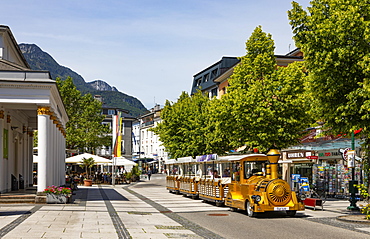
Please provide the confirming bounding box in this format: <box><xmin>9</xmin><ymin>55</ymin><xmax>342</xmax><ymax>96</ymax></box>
<box><xmin>355</xmin><ymin>184</ymin><xmax>370</xmax><ymax>219</ymax></box>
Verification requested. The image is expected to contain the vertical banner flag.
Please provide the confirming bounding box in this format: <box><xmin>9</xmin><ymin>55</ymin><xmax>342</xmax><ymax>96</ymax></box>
<box><xmin>117</xmin><ymin>112</ymin><xmax>122</xmax><ymax>157</ymax></box>
<box><xmin>113</xmin><ymin>112</ymin><xmax>122</xmax><ymax>157</ymax></box>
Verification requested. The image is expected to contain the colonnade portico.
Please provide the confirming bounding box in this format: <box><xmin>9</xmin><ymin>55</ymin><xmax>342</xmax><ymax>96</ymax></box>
<box><xmin>0</xmin><ymin>25</ymin><xmax>69</xmax><ymax>194</ymax></box>
<box><xmin>37</xmin><ymin>106</ymin><xmax>66</xmax><ymax>192</ymax></box>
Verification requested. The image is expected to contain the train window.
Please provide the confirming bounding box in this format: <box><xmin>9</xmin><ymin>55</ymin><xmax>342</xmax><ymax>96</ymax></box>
<box><xmin>231</xmin><ymin>162</ymin><xmax>240</xmax><ymax>181</ymax></box>
<box><xmin>221</xmin><ymin>162</ymin><xmax>231</xmax><ymax>177</ymax></box>
<box><xmin>187</xmin><ymin>163</ymin><xmax>196</xmax><ymax>176</ymax></box>
<box><xmin>244</xmin><ymin>161</ymin><xmax>266</xmax><ymax>179</ymax></box>
<box><xmin>203</xmin><ymin>162</ymin><xmax>214</xmax><ymax>179</ymax></box>
<box><xmin>170</xmin><ymin>165</ymin><xmax>179</xmax><ymax>175</ymax></box>
<box><xmin>213</xmin><ymin>163</ymin><xmax>221</xmax><ymax>178</ymax></box>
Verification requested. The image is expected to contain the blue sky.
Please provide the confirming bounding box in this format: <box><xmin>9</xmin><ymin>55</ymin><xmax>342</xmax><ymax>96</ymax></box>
<box><xmin>2</xmin><ymin>0</ymin><xmax>309</xmax><ymax>109</ymax></box>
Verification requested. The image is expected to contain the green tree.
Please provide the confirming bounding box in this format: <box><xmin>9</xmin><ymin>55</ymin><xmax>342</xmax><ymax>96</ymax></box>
<box><xmin>151</xmin><ymin>91</ymin><xmax>213</xmax><ymax>158</ymax></box>
<box><xmin>288</xmin><ymin>0</ymin><xmax>370</xmax><ymax>134</ymax></box>
<box><xmin>288</xmin><ymin>0</ymin><xmax>370</xmax><ymax>188</ymax></box>
<box><xmin>222</xmin><ymin>26</ymin><xmax>312</xmax><ymax>152</ymax></box>
<box><xmin>57</xmin><ymin>77</ymin><xmax>110</xmax><ymax>153</ymax></box>
<box><xmin>203</xmin><ymin>97</ymin><xmax>236</xmax><ymax>155</ymax></box>
<box><xmin>79</xmin><ymin>157</ymin><xmax>95</xmax><ymax>176</ymax></box>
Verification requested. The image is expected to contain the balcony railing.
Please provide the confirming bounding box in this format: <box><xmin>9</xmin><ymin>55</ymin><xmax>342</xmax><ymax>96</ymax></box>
<box><xmin>141</xmin><ymin>120</ymin><xmax>154</xmax><ymax>127</ymax></box>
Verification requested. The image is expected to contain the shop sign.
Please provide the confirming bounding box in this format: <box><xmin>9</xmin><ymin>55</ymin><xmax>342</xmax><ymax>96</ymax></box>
<box><xmin>317</xmin><ymin>150</ymin><xmax>342</xmax><ymax>159</ymax></box>
<box><xmin>286</xmin><ymin>151</ymin><xmax>314</xmax><ymax>159</ymax></box>
<box><xmin>347</xmin><ymin>150</ymin><xmax>355</xmax><ymax>168</ymax></box>
<box><xmin>307</xmin><ymin>156</ymin><xmax>318</xmax><ymax>160</ymax></box>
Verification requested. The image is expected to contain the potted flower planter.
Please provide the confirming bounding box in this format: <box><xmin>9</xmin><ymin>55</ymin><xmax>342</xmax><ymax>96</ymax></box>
<box><xmin>84</xmin><ymin>179</ymin><xmax>93</xmax><ymax>186</ymax></box>
<box><xmin>46</xmin><ymin>194</ymin><xmax>70</xmax><ymax>204</ymax></box>
<box><xmin>43</xmin><ymin>186</ymin><xmax>72</xmax><ymax>204</ymax></box>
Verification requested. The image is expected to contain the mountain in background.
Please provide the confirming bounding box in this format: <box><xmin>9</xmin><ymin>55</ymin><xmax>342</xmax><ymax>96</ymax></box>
<box><xmin>19</xmin><ymin>43</ymin><xmax>148</xmax><ymax>117</ymax></box>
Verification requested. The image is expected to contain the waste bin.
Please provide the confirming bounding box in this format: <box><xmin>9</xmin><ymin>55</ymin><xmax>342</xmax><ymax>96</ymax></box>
<box><xmin>19</xmin><ymin>174</ymin><xmax>24</xmax><ymax>189</ymax></box>
<box><xmin>11</xmin><ymin>174</ymin><xmax>18</xmax><ymax>191</ymax></box>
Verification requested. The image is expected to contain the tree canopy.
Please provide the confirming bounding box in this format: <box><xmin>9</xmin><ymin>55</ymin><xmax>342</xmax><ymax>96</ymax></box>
<box><xmin>222</xmin><ymin>26</ymin><xmax>312</xmax><ymax>152</ymax></box>
<box><xmin>153</xmin><ymin>26</ymin><xmax>312</xmax><ymax>156</ymax></box>
<box><xmin>288</xmin><ymin>0</ymin><xmax>370</xmax><ymax>134</ymax></box>
<box><xmin>57</xmin><ymin>77</ymin><xmax>111</xmax><ymax>153</ymax></box>
<box><xmin>151</xmin><ymin>91</ymin><xmax>213</xmax><ymax>158</ymax></box>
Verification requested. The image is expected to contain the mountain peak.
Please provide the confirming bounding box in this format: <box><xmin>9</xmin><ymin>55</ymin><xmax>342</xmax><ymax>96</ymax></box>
<box><xmin>19</xmin><ymin>43</ymin><xmax>147</xmax><ymax>117</ymax></box>
<box><xmin>87</xmin><ymin>80</ymin><xmax>118</xmax><ymax>92</ymax></box>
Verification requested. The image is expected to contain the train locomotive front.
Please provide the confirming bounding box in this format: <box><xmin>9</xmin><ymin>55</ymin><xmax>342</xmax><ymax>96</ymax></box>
<box><xmin>225</xmin><ymin>149</ymin><xmax>305</xmax><ymax>217</ymax></box>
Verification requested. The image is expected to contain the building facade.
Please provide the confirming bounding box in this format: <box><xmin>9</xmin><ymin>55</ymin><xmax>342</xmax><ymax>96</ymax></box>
<box><xmin>0</xmin><ymin>25</ymin><xmax>68</xmax><ymax>193</ymax></box>
<box><xmin>133</xmin><ymin>104</ymin><xmax>168</xmax><ymax>173</ymax></box>
<box><xmin>213</xmin><ymin>50</ymin><xmax>304</xmax><ymax>98</ymax></box>
<box><xmin>190</xmin><ymin>57</ymin><xmax>240</xmax><ymax>98</ymax></box>
<box><xmin>97</xmin><ymin>105</ymin><xmax>136</xmax><ymax>160</ymax></box>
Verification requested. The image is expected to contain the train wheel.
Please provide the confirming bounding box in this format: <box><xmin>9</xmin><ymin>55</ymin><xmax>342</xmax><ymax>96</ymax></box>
<box><xmin>230</xmin><ymin>207</ymin><xmax>237</xmax><ymax>212</ymax></box>
<box><xmin>216</xmin><ymin>202</ymin><xmax>224</xmax><ymax>207</ymax></box>
<box><xmin>286</xmin><ymin>210</ymin><xmax>296</xmax><ymax>217</ymax></box>
<box><xmin>246</xmin><ymin>201</ymin><xmax>256</xmax><ymax>217</ymax></box>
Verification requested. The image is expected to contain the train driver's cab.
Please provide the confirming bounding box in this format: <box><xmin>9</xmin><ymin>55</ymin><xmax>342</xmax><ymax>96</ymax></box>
<box><xmin>244</xmin><ymin>161</ymin><xmax>266</xmax><ymax>179</ymax></box>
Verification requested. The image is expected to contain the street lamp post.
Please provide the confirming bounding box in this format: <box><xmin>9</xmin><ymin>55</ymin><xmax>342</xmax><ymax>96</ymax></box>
<box><xmin>347</xmin><ymin>131</ymin><xmax>359</xmax><ymax>211</ymax></box>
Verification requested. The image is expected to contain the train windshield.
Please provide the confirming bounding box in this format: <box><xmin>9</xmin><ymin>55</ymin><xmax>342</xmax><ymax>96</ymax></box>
<box><xmin>244</xmin><ymin>161</ymin><xmax>267</xmax><ymax>179</ymax></box>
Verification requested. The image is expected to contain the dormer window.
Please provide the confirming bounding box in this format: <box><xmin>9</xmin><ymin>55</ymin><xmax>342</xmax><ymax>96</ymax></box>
<box><xmin>211</xmin><ymin>69</ymin><xmax>218</xmax><ymax>79</ymax></box>
<box><xmin>203</xmin><ymin>73</ymin><xmax>210</xmax><ymax>82</ymax></box>
<box><xmin>108</xmin><ymin>109</ymin><xmax>115</xmax><ymax>115</ymax></box>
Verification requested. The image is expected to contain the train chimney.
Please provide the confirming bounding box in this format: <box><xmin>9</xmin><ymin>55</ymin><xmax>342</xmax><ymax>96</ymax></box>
<box><xmin>267</xmin><ymin>149</ymin><xmax>280</xmax><ymax>179</ymax></box>
<box><xmin>265</xmin><ymin>164</ymin><xmax>271</xmax><ymax>179</ymax></box>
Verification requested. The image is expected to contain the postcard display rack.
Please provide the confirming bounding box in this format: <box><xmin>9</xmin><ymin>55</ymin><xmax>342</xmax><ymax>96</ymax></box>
<box><xmin>312</xmin><ymin>163</ymin><xmax>362</xmax><ymax>197</ymax></box>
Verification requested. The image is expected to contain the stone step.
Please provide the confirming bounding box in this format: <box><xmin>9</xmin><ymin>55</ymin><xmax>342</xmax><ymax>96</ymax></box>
<box><xmin>0</xmin><ymin>195</ymin><xmax>36</xmax><ymax>200</ymax></box>
<box><xmin>0</xmin><ymin>198</ymin><xmax>35</xmax><ymax>204</ymax></box>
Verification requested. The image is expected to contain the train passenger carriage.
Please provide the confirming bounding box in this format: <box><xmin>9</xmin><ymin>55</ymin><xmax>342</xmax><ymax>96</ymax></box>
<box><xmin>165</xmin><ymin>149</ymin><xmax>305</xmax><ymax>217</ymax></box>
<box><xmin>165</xmin><ymin>159</ymin><xmax>181</xmax><ymax>194</ymax></box>
<box><xmin>197</xmin><ymin>155</ymin><xmax>242</xmax><ymax>206</ymax></box>
<box><xmin>178</xmin><ymin>156</ymin><xmax>199</xmax><ymax>198</ymax></box>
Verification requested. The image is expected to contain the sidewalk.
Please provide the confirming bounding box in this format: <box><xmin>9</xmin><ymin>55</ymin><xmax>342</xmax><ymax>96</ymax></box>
<box><xmin>0</xmin><ymin>179</ymin><xmax>205</xmax><ymax>239</ymax></box>
<box><xmin>0</xmin><ymin>176</ymin><xmax>368</xmax><ymax>238</ymax></box>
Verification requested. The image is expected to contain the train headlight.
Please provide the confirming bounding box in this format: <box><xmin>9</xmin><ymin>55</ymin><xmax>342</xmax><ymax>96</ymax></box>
<box><xmin>252</xmin><ymin>195</ymin><xmax>261</xmax><ymax>202</ymax></box>
<box><xmin>300</xmin><ymin>194</ymin><xmax>307</xmax><ymax>201</ymax></box>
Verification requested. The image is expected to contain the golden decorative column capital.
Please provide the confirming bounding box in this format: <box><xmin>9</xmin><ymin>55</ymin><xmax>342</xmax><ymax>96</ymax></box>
<box><xmin>0</xmin><ymin>110</ymin><xmax>4</xmax><ymax>119</ymax></box>
<box><xmin>7</xmin><ymin>115</ymin><xmax>11</xmax><ymax>123</ymax></box>
<box><xmin>37</xmin><ymin>106</ymin><xmax>51</xmax><ymax>116</ymax></box>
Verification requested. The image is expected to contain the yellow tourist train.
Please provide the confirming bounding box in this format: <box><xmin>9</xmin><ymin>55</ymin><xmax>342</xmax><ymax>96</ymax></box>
<box><xmin>165</xmin><ymin>149</ymin><xmax>305</xmax><ymax>217</ymax></box>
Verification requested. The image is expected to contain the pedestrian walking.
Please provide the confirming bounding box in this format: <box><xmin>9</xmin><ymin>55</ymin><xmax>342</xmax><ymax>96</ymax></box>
<box><xmin>147</xmin><ymin>169</ymin><xmax>152</xmax><ymax>180</ymax></box>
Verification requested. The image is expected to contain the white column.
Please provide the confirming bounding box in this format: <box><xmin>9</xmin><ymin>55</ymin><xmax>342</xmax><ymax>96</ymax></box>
<box><xmin>62</xmin><ymin>131</ymin><xmax>65</xmax><ymax>185</ymax></box>
<box><xmin>58</xmin><ymin>131</ymin><xmax>62</xmax><ymax>185</ymax></box>
<box><xmin>47</xmin><ymin>114</ymin><xmax>52</xmax><ymax>186</ymax></box>
<box><xmin>51</xmin><ymin>117</ymin><xmax>56</xmax><ymax>185</ymax></box>
<box><xmin>0</xmin><ymin>110</ymin><xmax>4</xmax><ymax>192</ymax></box>
<box><xmin>60</xmin><ymin>130</ymin><xmax>65</xmax><ymax>185</ymax></box>
<box><xmin>28</xmin><ymin>131</ymin><xmax>34</xmax><ymax>187</ymax></box>
<box><xmin>37</xmin><ymin>106</ymin><xmax>50</xmax><ymax>192</ymax></box>
<box><xmin>50</xmin><ymin>116</ymin><xmax>56</xmax><ymax>186</ymax></box>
